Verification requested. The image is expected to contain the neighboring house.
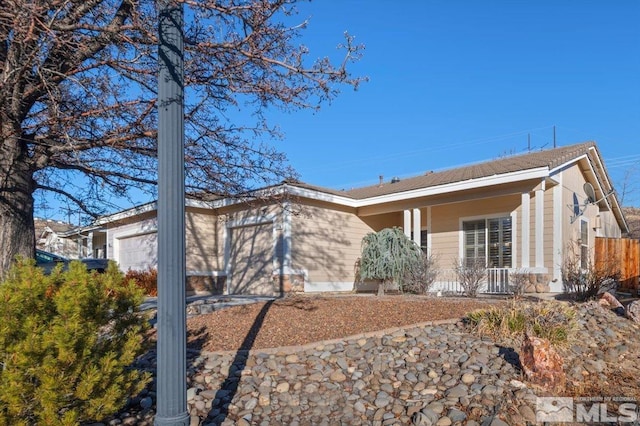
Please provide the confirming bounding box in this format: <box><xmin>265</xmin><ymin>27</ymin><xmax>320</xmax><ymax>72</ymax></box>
<box><xmin>35</xmin><ymin>218</ymin><xmax>77</xmax><ymax>258</ymax></box>
<box><xmin>70</xmin><ymin>141</ymin><xmax>628</xmax><ymax>296</ymax></box>
<box><xmin>36</xmin><ymin>218</ymin><xmax>108</xmax><ymax>259</ymax></box>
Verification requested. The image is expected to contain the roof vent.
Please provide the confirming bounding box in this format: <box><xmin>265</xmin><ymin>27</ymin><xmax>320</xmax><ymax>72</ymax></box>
<box><xmin>391</xmin><ymin>176</ymin><xmax>400</xmax><ymax>184</ymax></box>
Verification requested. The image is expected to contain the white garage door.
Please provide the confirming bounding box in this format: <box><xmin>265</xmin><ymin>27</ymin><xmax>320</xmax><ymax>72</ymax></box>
<box><xmin>228</xmin><ymin>223</ymin><xmax>276</xmax><ymax>295</ymax></box>
<box><xmin>117</xmin><ymin>233</ymin><xmax>157</xmax><ymax>272</ymax></box>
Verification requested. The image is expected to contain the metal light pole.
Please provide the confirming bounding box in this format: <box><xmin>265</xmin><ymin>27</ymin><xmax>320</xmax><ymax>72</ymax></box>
<box><xmin>156</xmin><ymin>0</ymin><xmax>189</xmax><ymax>424</ymax></box>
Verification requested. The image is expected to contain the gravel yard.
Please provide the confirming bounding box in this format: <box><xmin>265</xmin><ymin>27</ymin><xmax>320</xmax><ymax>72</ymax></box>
<box><xmin>113</xmin><ymin>294</ymin><xmax>639</xmax><ymax>426</ymax></box>
<box><xmin>185</xmin><ymin>294</ymin><xmax>503</xmax><ymax>352</ymax></box>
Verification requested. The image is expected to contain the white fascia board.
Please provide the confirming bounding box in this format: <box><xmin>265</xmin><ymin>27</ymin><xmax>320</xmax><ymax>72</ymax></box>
<box><xmin>94</xmin><ymin>201</ymin><xmax>158</xmax><ymax>225</ymax></box>
<box><xmin>355</xmin><ymin>167</ymin><xmax>550</xmax><ymax>207</ymax></box>
<box><xmin>549</xmin><ymin>154</ymin><xmax>589</xmax><ymax>176</ymax></box>
<box><xmin>94</xmin><ymin>166</ymin><xmax>552</xmax><ymax>226</ymax></box>
<box><xmin>282</xmin><ymin>185</ymin><xmax>359</xmax><ymax>207</ymax></box>
<box><xmin>185</xmin><ymin>198</ymin><xmax>220</xmax><ymax>209</ymax></box>
<box><xmin>551</xmin><ymin>151</ymin><xmax>628</xmax><ymax>233</ymax></box>
<box><xmin>179</xmin><ymin>168</ymin><xmax>551</xmax><ymax>212</ymax></box>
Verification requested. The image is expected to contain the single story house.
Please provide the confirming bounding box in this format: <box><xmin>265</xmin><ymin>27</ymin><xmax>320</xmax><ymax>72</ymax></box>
<box><xmin>73</xmin><ymin>141</ymin><xmax>628</xmax><ymax>295</ymax></box>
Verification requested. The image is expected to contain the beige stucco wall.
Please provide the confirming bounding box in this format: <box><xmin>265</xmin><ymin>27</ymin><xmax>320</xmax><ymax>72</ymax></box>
<box><xmin>561</xmin><ymin>164</ymin><xmax>601</xmax><ymax>263</ymax></box>
<box><xmin>185</xmin><ymin>208</ymin><xmax>223</xmax><ymax>272</ymax></box>
<box><xmin>290</xmin><ymin>200</ymin><xmax>374</xmax><ymax>290</ymax></box>
<box><xmin>429</xmin><ymin>194</ymin><xmax>521</xmax><ymax>272</ymax></box>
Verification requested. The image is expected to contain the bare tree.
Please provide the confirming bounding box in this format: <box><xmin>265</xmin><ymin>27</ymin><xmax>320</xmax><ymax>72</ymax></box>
<box><xmin>453</xmin><ymin>257</ymin><xmax>487</xmax><ymax>298</ymax></box>
<box><xmin>561</xmin><ymin>241</ymin><xmax>620</xmax><ymax>301</ymax></box>
<box><xmin>0</xmin><ymin>0</ymin><xmax>365</xmax><ymax>276</ymax></box>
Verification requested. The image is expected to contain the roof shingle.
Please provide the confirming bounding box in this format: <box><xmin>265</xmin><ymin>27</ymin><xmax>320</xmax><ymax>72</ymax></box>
<box><xmin>336</xmin><ymin>141</ymin><xmax>596</xmax><ymax>199</ymax></box>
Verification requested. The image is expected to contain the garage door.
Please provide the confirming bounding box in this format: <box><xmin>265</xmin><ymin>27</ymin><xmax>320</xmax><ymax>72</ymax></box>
<box><xmin>117</xmin><ymin>233</ymin><xmax>158</xmax><ymax>272</ymax></box>
<box><xmin>228</xmin><ymin>223</ymin><xmax>275</xmax><ymax>295</ymax></box>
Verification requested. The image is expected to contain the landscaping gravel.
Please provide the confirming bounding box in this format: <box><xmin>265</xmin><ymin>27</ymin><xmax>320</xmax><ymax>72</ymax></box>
<box><xmin>93</xmin><ymin>296</ymin><xmax>640</xmax><ymax>426</ymax></box>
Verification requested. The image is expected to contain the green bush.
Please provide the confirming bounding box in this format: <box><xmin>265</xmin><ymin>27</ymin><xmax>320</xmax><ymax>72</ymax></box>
<box><xmin>0</xmin><ymin>259</ymin><xmax>150</xmax><ymax>426</ymax></box>
<box><xmin>124</xmin><ymin>267</ymin><xmax>158</xmax><ymax>296</ymax></box>
<box><xmin>359</xmin><ymin>227</ymin><xmax>423</xmax><ymax>296</ymax></box>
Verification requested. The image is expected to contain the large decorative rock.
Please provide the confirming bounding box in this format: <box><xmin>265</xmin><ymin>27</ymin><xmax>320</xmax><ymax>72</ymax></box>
<box><xmin>626</xmin><ymin>300</ymin><xmax>640</xmax><ymax>323</ymax></box>
<box><xmin>520</xmin><ymin>334</ymin><xmax>565</xmax><ymax>391</ymax></box>
<box><xmin>599</xmin><ymin>291</ymin><xmax>625</xmax><ymax>316</ymax></box>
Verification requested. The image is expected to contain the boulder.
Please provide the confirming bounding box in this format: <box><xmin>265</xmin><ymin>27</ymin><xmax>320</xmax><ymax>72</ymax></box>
<box><xmin>520</xmin><ymin>333</ymin><xmax>565</xmax><ymax>392</ymax></box>
<box><xmin>626</xmin><ymin>300</ymin><xmax>640</xmax><ymax>323</ymax></box>
<box><xmin>599</xmin><ymin>291</ymin><xmax>626</xmax><ymax>316</ymax></box>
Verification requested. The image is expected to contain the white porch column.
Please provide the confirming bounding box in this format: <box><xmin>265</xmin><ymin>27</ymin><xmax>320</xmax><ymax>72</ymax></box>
<box><xmin>535</xmin><ymin>183</ymin><xmax>545</xmax><ymax>268</ymax></box>
<box><xmin>403</xmin><ymin>210</ymin><xmax>411</xmax><ymax>238</ymax></box>
<box><xmin>87</xmin><ymin>231</ymin><xmax>94</xmax><ymax>258</ymax></box>
<box><xmin>426</xmin><ymin>206</ymin><xmax>432</xmax><ymax>256</ymax></box>
<box><xmin>521</xmin><ymin>192</ymin><xmax>530</xmax><ymax>268</ymax></box>
<box><xmin>412</xmin><ymin>208</ymin><xmax>421</xmax><ymax>246</ymax></box>
<box><xmin>282</xmin><ymin>202</ymin><xmax>292</xmax><ymax>273</ymax></box>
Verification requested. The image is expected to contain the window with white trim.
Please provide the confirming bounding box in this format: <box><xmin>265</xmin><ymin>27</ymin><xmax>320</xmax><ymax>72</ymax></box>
<box><xmin>580</xmin><ymin>219</ymin><xmax>589</xmax><ymax>270</ymax></box>
<box><xmin>411</xmin><ymin>229</ymin><xmax>429</xmax><ymax>253</ymax></box>
<box><xmin>463</xmin><ymin>216</ymin><xmax>512</xmax><ymax>268</ymax></box>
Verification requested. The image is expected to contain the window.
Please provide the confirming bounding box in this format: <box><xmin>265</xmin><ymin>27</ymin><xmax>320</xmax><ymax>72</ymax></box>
<box><xmin>488</xmin><ymin>217</ymin><xmax>512</xmax><ymax>268</ymax></box>
<box><xmin>580</xmin><ymin>219</ymin><xmax>589</xmax><ymax>269</ymax></box>
<box><xmin>463</xmin><ymin>216</ymin><xmax>512</xmax><ymax>267</ymax></box>
<box><xmin>463</xmin><ymin>220</ymin><xmax>486</xmax><ymax>266</ymax></box>
<box><xmin>410</xmin><ymin>229</ymin><xmax>429</xmax><ymax>253</ymax></box>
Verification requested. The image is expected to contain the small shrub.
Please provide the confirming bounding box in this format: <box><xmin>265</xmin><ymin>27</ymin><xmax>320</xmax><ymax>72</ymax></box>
<box><xmin>453</xmin><ymin>258</ymin><xmax>487</xmax><ymax>297</ymax></box>
<box><xmin>0</xmin><ymin>259</ymin><xmax>150</xmax><ymax>425</ymax></box>
<box><xmin>466</xmin><ymin>300</ymin><xmax>577</xmax><ymax>347</ymax></box>
<box><xmin>125</xmin><ymin>267</ymin><xmax>158</xmax><ymax>296</ymax></box>
<box><xmin>402</xmin><ymin>252</ymin><xmax>439</xmax><ymax>294</ymax></box>
<box><xmin>359</xmin><ymin>227</ymin><xmax>422</xmax><ymax>296</ymax></box>
<box><xmin>562</xmin><ymin>242</ymin><xmax>620</xmax><ymax>301</ymax></box>
<box><xmin>509</xmin><ymin>269</ymin><xmax>530</xmax><ymax>297</ymax></box>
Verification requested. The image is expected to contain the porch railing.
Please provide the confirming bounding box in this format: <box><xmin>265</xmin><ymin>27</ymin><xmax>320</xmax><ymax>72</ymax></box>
<box><xmin>487</xmin><ymin>268</ymin><xmax>510</xmax><ymax>294</ymax></box>
<box><xmin>432</xmin><ymin>268</ymin><xmax>512</xmax><ymax>295</ymax></box>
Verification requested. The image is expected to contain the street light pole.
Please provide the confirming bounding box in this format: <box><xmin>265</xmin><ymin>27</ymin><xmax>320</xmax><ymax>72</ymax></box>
<box><xmin>156</xmin><ymin>0</ymin><xmax>189</xmax><ymax>425</ymax></box>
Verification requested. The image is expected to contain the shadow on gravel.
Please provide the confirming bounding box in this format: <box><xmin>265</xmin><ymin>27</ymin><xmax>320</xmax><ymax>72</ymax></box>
<box><xmin>497</xmin><ymin>345</ymin><xmax>522</xmax><ymax>372</ymax></box>
<box><xmin>209</xmin><ymin>299</ymin><xmax>274</xmax><ymax>425</ymax></box>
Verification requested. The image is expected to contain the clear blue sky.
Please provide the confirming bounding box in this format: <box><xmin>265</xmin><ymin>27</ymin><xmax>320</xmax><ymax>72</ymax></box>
<box><xmin>38</xmin><ymin>1</ymin><xmax>640</xmax><ymax>223</ymax></box>
<box><xmin>268</xmin><ymin>0</ymin><xmax>640</xmax><ymax>205</ymax></box>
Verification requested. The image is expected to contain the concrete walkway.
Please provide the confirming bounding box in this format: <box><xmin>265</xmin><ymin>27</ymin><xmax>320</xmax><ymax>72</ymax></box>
<box><xmin>141</xmin><ymin>294</ymin><xmax>276</xmax><ymax>326</ymax></box>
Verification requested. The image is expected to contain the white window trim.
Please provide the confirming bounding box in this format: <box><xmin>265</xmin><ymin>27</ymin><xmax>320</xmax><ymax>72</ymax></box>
<box><xmin>458</xmin><ymin>212</ymin><xmax>513</xmax><ymax>266</ymax></box>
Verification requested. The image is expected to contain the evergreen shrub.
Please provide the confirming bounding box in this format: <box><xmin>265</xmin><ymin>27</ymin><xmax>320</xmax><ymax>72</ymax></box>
<box><xmin>0</xmin><ymin>259</ymin><xmax>150</xmax><ymax>426</ymax></box>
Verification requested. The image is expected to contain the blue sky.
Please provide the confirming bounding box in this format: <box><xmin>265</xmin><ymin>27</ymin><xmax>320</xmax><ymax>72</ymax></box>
<box><xmin>267</xmin><ymin>1</ymin><xmax>640</xmax><ymax>205</ymax></box>
<box><xmin>38</xmin><ymin>1</ymin><xmax>640</xmax><ymax>222</ymax></box>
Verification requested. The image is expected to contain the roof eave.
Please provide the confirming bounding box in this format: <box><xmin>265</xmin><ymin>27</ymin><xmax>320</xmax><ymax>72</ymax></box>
<box><xmin>355</xmin><ymin>167</ymin><xmax>550</xmax><ymax>207</ymax></box>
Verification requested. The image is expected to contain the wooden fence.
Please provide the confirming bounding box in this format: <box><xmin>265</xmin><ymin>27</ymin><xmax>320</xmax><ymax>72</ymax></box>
<box><xmin>595</xmin><ymin>237</ymin><xmax>640</xmax><ymax>293</ymax></box>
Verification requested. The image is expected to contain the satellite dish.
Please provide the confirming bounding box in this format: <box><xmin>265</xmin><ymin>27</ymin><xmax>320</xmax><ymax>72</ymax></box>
<box><xmin>583</xmin><ymin>182</ymin><xmax>596</xmax><ymax>204</ymax></box>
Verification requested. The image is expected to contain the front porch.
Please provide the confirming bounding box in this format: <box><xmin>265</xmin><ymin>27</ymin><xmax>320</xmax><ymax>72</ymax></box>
<box><xmin>432</xmin><ymin>267</ymin><xmax>553</xmax><ymax>295</ymax></box>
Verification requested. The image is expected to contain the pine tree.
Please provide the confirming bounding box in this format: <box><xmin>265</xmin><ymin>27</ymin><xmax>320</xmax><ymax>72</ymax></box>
<box><xmin>0</xmin><ymin>260</ymin><xmax>150</xmax><ymax>425</ymax></box>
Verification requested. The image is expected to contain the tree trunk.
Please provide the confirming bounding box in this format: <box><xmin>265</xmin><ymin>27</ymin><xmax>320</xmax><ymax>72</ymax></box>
<box><xmin>377</xmin><ymin>280</ymin><xmax>385</xmax><ymax>296</ymax></box>
<box><xmin>0</xmin><ymin>129</ymin><xmax>36</xmax><ymax>280</ymax></box>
